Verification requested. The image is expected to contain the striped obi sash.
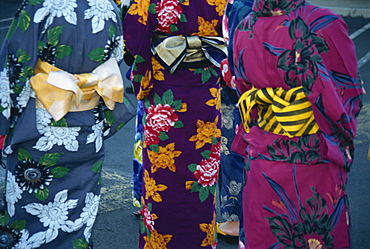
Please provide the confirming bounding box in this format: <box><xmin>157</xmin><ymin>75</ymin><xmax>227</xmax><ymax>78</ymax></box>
<box><xmin>238</xmin><ymin>86</ymin><xmax>319</xmax><ymax>138</ymax></box>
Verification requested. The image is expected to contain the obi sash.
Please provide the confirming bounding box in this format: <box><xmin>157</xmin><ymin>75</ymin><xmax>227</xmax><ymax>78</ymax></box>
<box><xmin>238</xmin><ymin>86</ymin><xmax>319</xmax><ymax>138</ymax></box>
<box><xmin>30</xmin><ymin>58</ymin><xmax>124</xmax><ymax>121</ymax></box>
<box><xmin>151</xmin><ymin>32</ymin><xmax>227</xmax><ymax>74</ymax></box>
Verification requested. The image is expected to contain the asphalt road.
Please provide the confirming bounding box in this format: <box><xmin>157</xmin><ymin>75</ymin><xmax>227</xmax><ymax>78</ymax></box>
<box><xmin>1</xmin><ymin>1</ymin><xmax>370</xmax><ymax>248</ymax></box>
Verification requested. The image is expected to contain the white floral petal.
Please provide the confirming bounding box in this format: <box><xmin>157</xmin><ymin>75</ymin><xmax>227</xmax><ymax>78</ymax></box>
<box><xmin>34</xmin><ymin>136</ymin><xmax>54</xmax><ymax>151</ymax></box>
<box><xmin>91</xmin><ymin>15</ymin><xmax>105</xmax><ymax>34</ymax></box>
<box><xmin>27</xmin><ymin>231</ymin><xmax>46</xmax><ymax>248</ymax></box>
<box><xmin>34</xmin><ymin>7</ymin><xmax>49</xmax><ymax>23</ymax></box>
<box><xmin>45</xmin><ymin>228</ymin><xmax>58</xmax><ymax>244</ymax></box>
<box><xmin>54</xmin><ymin>189</ymin><xmax>68</xmax><ymax>203</ymax></box>
<box><xmin>61</xmin><ymin>220</ymin><xmax>75</xmax><ymax>233</ymax></box>
<box><xmin>65</xmin><ymin>199</ymin><xmax>78</xmax><ymax>209</ymax></box>
<box><xmin>65</xmin><ymin>11</ymin><xmax>77</xmax><ymax>25</ymax></box>
<box><xmin>86</xmin><ymin>133</ymin><xmax>96</xmax><ymax>144</ymax></box>
<box><xmin>84</xmin><ymin>225</ymin><xmax>93</xmax><ymax>240</ymax></box>
<box><xmin>73</xmin><ymin>218</ymin><xmax>84</xmax><ymax>231</ymax></box>
<box><xmin>95</xmin><ymin>136</ymin><xmax>102</xmax><ymax>152</ymax></box>
<box><xmin>22</xmin><ymin>203</ymin><xmax>44</xmax><ymax>216</ymax></box>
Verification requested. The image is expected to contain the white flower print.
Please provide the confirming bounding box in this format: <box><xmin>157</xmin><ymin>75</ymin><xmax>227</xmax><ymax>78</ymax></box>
<box><xmin>0</xmin><ymin>68</ymin><xmax>11</xmax><ymax>119</ymax></box>
<box><xmin>34</xmin><ymin>126</ymin><xmax>80</xmax><ymax>152</ymax></box>
<box><xmin>4</xmin><ymin>145</ymin><xmax>13</xmax><ymax>155</ymax></box>
<box><xmin>113</xmin><ymin>35</ymin><xmax>124</xmax><ymax>62</ymax></box>
<box><xmin>36</xmin><ymin>108</ymin><xmax>52</xmax><ymax>133</ymax></box>
<box><xmin>80</xmin><ymin>193</ymin><xmax>100</xmax><ymax>240</ymax></box>
<box><xmin>34</xmin><ymin>0</ymin><xmax>77</xmax><ymax>31</ymax></box>
<box><xmin>16</xmin><ymin>79</ymin><xmax>32</xmax><ymax>110</ymax></box>
<box><xmin>15</xmin><ymin>229</ymin><xmax>46</xmax><ymax>249</ymax></box>
<box><xmin>6</xmin><ymin>171</ymin><xmax>23</xmax><ymax>217</ymax></box>
<box><xmin>86</xmin><ymin>121</ymin><xmax>103</xmax><ymax>152</ymax></box>
<box><xmin>84</xmin><ymin>0</ymin><xmax>117</xmax><ymax>33</ymax></box>
<box><xmin>22</xmin><ymin>190</ymin><xmax>78</xmax><ymax>244</ymax></box>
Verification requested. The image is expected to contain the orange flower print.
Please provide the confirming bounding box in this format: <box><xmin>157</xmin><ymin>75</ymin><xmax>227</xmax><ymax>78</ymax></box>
<box><xmin>206</xmin><ymin>0</ymin><xmax>226</xmax><ymax>16</ymax></box>
<box><xmin>137</xmin><ymin>70</ymin><xmax>153</xmax><ymax>100</ymax></box>
<box><xmin>189</xmin><ymin>117</ymin><xmax>221</xmax><ymax>149</ymax></box>
<box><xmin>128</xmin><ymin>0</ymin><xmax>151</xmax><ymax>25</ymax></box>
<box><xmin>205</xmin><ymin>88</ymin><xmax>221</xmax><ymax>110</ymax></box>
<box><xmin>143</xmin><ymin>170</ymin><xmax>168</xmax><ymax>202</ymax></box>
<box><xmin>199</xmin><ymin>214</ymin><xmax>217</xmax><ymax>247</ymax></box>
<box><xmin>152</xmin><ymin>57</ymin><xmax>165</xmax><ymax>81</ymax></box>
<box><xmin>148</xmin><ymin>143</ymin><xmax>182</xmax><ymax>173</ymax></box>
<box><xmin>192</xmin><ymin>17</ymin><xmax>219</xmax><ymax>37</ymax></box>
<box><xmin>143</xmin><ymin>229</ymin><xmax>172</xmax><ymax>249</ymax></box>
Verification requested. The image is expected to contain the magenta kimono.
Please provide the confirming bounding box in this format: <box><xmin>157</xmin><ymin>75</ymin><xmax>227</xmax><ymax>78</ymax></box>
<box><xmin>123</xmin><ymin>0</ymin><xmax>226</xmax><ymax>248</ymax></box>
<box><xmin>231</xmin><ymin>0</ymin><xmax>363</xmax><ymax>248</ymax></box>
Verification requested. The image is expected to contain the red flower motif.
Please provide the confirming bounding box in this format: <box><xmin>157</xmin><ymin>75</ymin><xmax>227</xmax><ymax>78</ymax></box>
<box><xmin>155</xmin><ymin>0</ymin><xmax>182</xmax><ymax>33</ymax></box>
<box><xmin>194</xmin><ymin>156</ymin><xmax>220</xmax><ymax>187</ymax></box>
<box><xmin>144</xmin><ymin>125</ymin><xmax>160</xmax><ymax>146</ymax></box>
<box><xmin>210</xmin><ymin>142</ymin><xmax>221</xmax><ymax>159</ymax></box>
<box><xmin>140</xmin><ymin>205</ymin><xmax>155</xmax><ymax>232</ymax></box>
<box><xmin>146</xmin><ymin>104</ymin><xmax>178</xmax><ymax>133</ymax></box>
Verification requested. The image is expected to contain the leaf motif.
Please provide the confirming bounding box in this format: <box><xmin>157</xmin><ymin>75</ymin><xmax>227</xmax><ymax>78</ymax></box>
<box><xmin>51</xmin><ymin>167</ymin><xmax>71</xmax><ymax>178</ymax></box>
<box><xmin>39</xmin><ymin>153</ymin><xmax>63</xmax><ymax>167</ymax></box>
<box><xmin>18</xmin><ymin>148</ymin><xmax>32</xmax><ymax>161</ymax></box>
<box><xmin>34</xmin><ymin>187</ymin><xmax>49</xmax><ymax>201</ymax></box>
<box><xmin>18</xmin><ymin>10</ymin><xmax>30</xmax><ymax>32</ymax></box>
<box><xmin>187</xmin><ymin>163</ymin><xmax>197</xmax><ymax>172</ymax></box>
<box><xmin>47</xmin><ymin>26</ymin><xmax>63</xmax><ymax>47</ymax></box>
<box><xmin>199</xmin><ymin>187</ymin><xmax>209</xmax><ymax>202</ymax></box>
<box><xmin>72</xmin><ymin>238</ymin><xmax>89</xmax><ymax>249</ymax></box>
<box><xmin>88</xmin><ymin>47</ymin><xmax>105</xmax><ymax>62</ymax></box>
<box><xmin>55</xmin><ymin>45</ymin><xmax>73</xmax><ymax>59</ymax></box>
<box><xmin>9</xmin><ymin>219</ymin><xmax>27</xmax><ymax>231</ymax></box>
<box><xmin>91</xmin><ymin>161</ymin><xmax>103</xmax><ymax>173</ymax></box>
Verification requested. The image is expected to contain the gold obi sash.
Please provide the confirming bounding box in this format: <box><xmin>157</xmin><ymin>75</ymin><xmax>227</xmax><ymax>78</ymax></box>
<box><xmin>30</xmin><ymin>58</ymin><xmax>124</xmax><ymax>121</ymax></box>
<box><xmin>152</xmin><ymin>32</ymin><xmax>227</xmax><ymax>74</ymax></box>
<box><xmin>238</xmin><ymin>86</ymin><xmax>319</xmax><ymax>138</ymax></box>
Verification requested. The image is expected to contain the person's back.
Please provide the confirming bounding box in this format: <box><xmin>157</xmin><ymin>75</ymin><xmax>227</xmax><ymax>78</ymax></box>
<box><xmin>231</xmin><ymin>0</ymin><xmax>363</xmax><ymax>248</ymax></box>
<box><xmin>0</xmin><ymin>1</ymin><xmax>133</xmax><ymax>248</ymax></box>
<box><xmin>123</xmin><ymin>0</ymin><xmax>226</xmax><ymax>248</ymax></box>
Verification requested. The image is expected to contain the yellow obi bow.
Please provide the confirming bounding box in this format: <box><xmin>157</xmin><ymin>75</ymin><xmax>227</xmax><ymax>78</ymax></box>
<box><xmin>30</xmin><ymin>58</ymin><xmax>124</xmax><ymax>121</ymax></box>
<box><xmin>238</xmin><ymin>86</ymin><xmax>319</xmax><ymax>138</ymax></box>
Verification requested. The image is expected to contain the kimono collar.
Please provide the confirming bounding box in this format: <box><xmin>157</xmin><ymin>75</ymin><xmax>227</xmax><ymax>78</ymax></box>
<box><xmin>252</xmin><ymin>0</ymin><xmax>306</xmax><ymax>17</ymax></box>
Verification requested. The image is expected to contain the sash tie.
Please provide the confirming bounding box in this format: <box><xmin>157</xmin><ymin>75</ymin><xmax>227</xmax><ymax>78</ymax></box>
<box><xmin>30</xmin><ymin>58</ymin><xmax>124</xmax><ymax>121</ymax></box>
<box><xmin>151</xmin><ymin>33</ymin><xmax>227</xmax><ymax>74</ymax></box>
<box><xmin>238</xmin><ymin>86</ymin><xmax>319</xmax><ymax>137</ymax></box>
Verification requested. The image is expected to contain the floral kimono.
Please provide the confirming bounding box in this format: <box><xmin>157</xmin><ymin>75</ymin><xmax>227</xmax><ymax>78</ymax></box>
<box><xmin>230</xmin><ymin>0</ymin><xmax>363</xmax><ymax>248</ymax></box>
<box><xmin>0</xmin><ymin>0</ymin><xmax>134</xmax><ymax>248</ymax></box>
<box><xmin>123</xmin><ymin>0</ymin><xmax>227</xmax><ymax>248</ymax></box>
<box><xmin>217</xmin><ymin>0</ymin><xmax>254</xmax><ymax>244</ymax></box>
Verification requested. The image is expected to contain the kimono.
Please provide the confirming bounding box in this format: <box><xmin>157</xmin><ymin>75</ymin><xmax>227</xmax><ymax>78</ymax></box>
<box><xmin>231</xmin><ymin>0</ymin><xmax>363</xmax><ymax>248</ymax></box>
<box><xmin>217</xmin><ymin>0</ymin><xmax>253</xmax><ymax>244</ymax></box>
<box><xmin>123</xmin><ymin>0</ymin><xmax>227</xmax><ymax>248</ymax></box>
<box><xmin>0</xmin><ymin>0</ymin><xmax>134</xmax><ymax>248</ymax></box>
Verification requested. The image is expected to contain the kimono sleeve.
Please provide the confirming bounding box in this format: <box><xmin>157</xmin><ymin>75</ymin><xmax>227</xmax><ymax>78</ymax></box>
<box><xmin>307</xmin><ymin>17</ymin><xmax>363</xmax><ymax>143</ymax></box>
<box><xmin>0</xmin><ymin>4</ymin><xmax>40</xmax><ymax>135</ymax></box>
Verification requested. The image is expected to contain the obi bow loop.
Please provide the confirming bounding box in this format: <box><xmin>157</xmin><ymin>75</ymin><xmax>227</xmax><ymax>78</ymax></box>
<box><xmin>151</xmin><ymin>33</ymin><xmax>227</xmax><ymax>75</ymax></box>
<box><xmin>238</xmin><ymin>86</ymin><xmax>319</xmax><ymax>138</ymax></box>
<box><xmin>30</xmin><ymin>58</ymin><xmax>124</xmax><ymax>121</ymax></box>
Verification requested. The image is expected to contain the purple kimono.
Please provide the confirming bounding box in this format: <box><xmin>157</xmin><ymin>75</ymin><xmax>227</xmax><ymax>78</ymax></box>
<box><xmin>231</xmin><ymin>0</ymin><xmax>363</xmax><ymax>248</ymax></box>
<box><xmin>123</xmin><ymin>0</ymin><xmax>226</xmax><ymax>248</ymax></box>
